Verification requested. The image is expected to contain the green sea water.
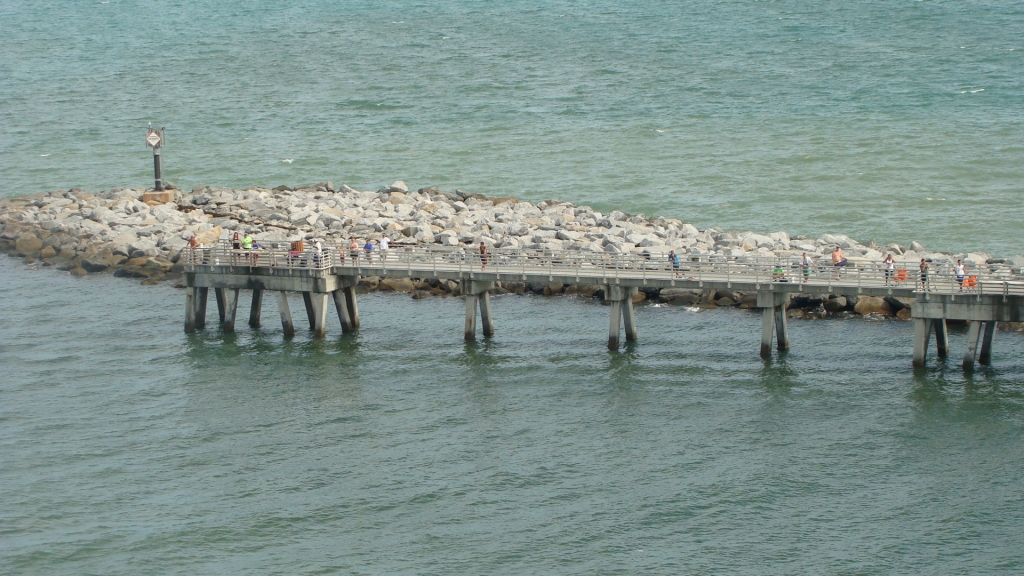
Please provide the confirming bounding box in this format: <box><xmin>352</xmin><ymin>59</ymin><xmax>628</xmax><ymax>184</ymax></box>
<box><xmin>3</xmin><ymin>1</ymin><xmax>1024</xmax><ymax>573</ymax></box>
<box><xmin>2</xmin><ymin>0</ymin><xmax>1023</xmax><ymax>254</ymax></box>
<box><xmin>2</xmin><ymin>256</ymin><xmax>1024</xmax><ymax>574</ymax></box>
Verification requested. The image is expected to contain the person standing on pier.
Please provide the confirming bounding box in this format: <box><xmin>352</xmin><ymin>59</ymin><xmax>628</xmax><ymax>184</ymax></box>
<box><xmin>883</xmin><ymin>253</ymin><xmax>895</xmax><ymax>285</ymax></box>
<box><xmin>479</xmin><ymin>242</ymin><xmax>489</xmax><ymax>270</ymax></box>
<box><xmin>348</xmin><ymin>237</ymin><xmax>359</xmax><ymax>264</ymax></box>
<box><xmin>379</xmin><ymin>233</ymin><xmax>390</xmax><ymax>262</ymax></box>
<box><xmin>954</xmin><ymin>259</ymin><xmax>966</xmax><ymax>290</ymax></box>
<box><xmin>363</xmin><ymin>238</ymin><xmax>374</xmax><ymax>264</ymax></box>
<box><xmin>313</xmin><ymin>240</ymin><xmax>324</xmax><ymax>267</ymax></box>
<box><xmin>668</xmin><ymin>250</ymin><xmax>680</xmax><ymax>277</ymax></box>
<box><xmin>241</xmin><ymin>232</ymin><xmax>254</xmax><ymax>265</ymax></box>
<box><xmin>919</xmin><ymin>258</ymin><xmax>929</xmax><ymax>290</ymax></box>
<box><xmin>831</xmin><ymin>246</ymin><xmax>848</xmax><ymax>278</ymax></box>
<box><xmin>801</xmin><ymin>252</ymin><xmax>813</xmax><ymax>283</ymax></box>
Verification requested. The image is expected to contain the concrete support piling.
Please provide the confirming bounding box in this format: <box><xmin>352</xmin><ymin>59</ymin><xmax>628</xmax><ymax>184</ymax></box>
<box><xmin>332</xmin><ymin>289</ymin><xmax>354</xmax><ymax>332</ymax></box>
<box><xmin>215</xmin><ymin>287</ymin><xmax>226</xmax><ymax>324</ymax></box>
<box><xmin>774</xmin><ymin>305</ymin><xmax>789</xmax><ymax>352</ymax></box>
<box><xmin>302</xmin><ymin>292</ymin><xmax>316</xmax><ymax>330</ymax></box>
<box><xmin>963</xmin><ymin>320</ymin><xmax>996</xmax><ymax>370</ymax></box>
<box><xmin>760</xmin><ymin>307</ymin><xmax>775</xmax><ymax>358</ymax></box>
<box><xmin>465</xmin><ymin>293</ymin><xmax>478</xmax><ymax>340</ymax></box>
<box><xmin>963</xmin><ymin>321</ymin><xmax>982</xmax><ymax>370</ymax></box>
<box><xmin>344</xmin><ymin>285</ymin><xmax>360</xmax><ymax>329</ymax></box>
<box><xmin>195</xmin><ymin>287</ymin><xmax>208</xmax><ymax>329</ymax></box>
<box><xmin>480</xmin><ymin>291</ymin><xmax>494</xmax><ymax>338</ymax></box>
<box><xmin>979</xmin><ymin>321</ymin><xmax>996</xmax><ymax>365</ymax></box>
<box><xmin>757</xmin><ymin>292</ymin><xmax>790</xmax><ymax>358</ymax></box>
<box><xmin>913</xmin><ymin>294</ymin><xmax>1012</xmax><ymax>369</ymax></box>
<box><xmin>622</xmin><ymin>297</ymin><xmax>638</xmax><ymax>342</ymax></box>
<box><xmin>462</xmin><ymin>280</ymin><xmax>496</xmax><ymax>340</ymax></box>
<box><xmin>249</xmin><ymin>288</ymin><xmax>263</xmax><ymax>328</ymax></box>
<box><xmin>221</xmin><ymin>289</ymin><xmax>240</xmax><ymax>332</ymax></box>
<box><xmin>604</xmin><ymin>285</ymin><xmax>638</xmax><ymax>349</ymax></box>
<box><xmin>185</xmin><ymin>287</ymin><xmax>197</xmax><ymax>333</ymax></box>
<box><xmin>932</xmin><ymin>318</ymin><xmax>949</xmax><ymax>358</ymax></box>
<box><xmin>311</xmin><ymin>293</ymin><xmax>329</xmax><ymax>339</ymax></box>
<box><xmin>277</xmin><ymin>291</ymin><xmax>295</xmax><ymax>337</ymax></box>
<box><xmin>912</xmin><ymin>318</ymin><xmax>932</xmax><ymax>368</ymax></box>
<box><xmin>608</xmin><ymin>299</ymin><xmax>622</xmax><ymax>350</ymax></box>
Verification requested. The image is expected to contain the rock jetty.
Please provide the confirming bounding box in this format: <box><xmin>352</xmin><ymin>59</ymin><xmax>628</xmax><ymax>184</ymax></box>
<box><xmin>2</xmin><ymin>181</ymin><xmax>1021</xmax><ymax>321</ymax></box>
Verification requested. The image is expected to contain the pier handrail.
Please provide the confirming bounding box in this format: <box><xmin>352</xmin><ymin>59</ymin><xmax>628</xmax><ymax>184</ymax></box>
<box><xmin>182</xmin><ymin>241</ymin><xmax>1024</xmax><ymax>296</ymax></box>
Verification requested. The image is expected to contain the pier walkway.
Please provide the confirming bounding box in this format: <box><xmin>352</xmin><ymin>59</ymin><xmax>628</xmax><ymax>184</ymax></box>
<box><xmin>183</xmin><ymin>242</ymin><xmax>1024</xmax><ymax>370</ymax></box>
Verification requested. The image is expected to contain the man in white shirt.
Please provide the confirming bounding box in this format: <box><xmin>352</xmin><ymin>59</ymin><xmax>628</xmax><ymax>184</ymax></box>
<box><xmin>379</xmin><ymin>233</ymin><xmax>390</xmax><ymax>261</ymax></box>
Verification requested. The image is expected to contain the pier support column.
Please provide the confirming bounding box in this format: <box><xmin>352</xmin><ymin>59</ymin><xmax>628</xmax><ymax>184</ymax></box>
<box><xmin>933</xmin><ymin>318</ymin><xmax>949</xmax><ymax>358</ymax></box>
<box><xmin>311</xmin><ymin>293</ymin><xmax>329</xmax><ymax>339</ymax></box>
<box><xmin>979</xmin><ymin>321</ymin><xmax>996</xmax><ymax>365</ymax></box>
<box><xmin>249</xmin><ymin>288</ymin><xmax>263</xmax><ymax>328</ymax></box>
<box><xmin>332</xmin><ymin>289</ymin><xmax>354</xmax><ymax>333</ymax></box>
<box><xmin>623</xmin><ymin>297</ymin><xmax>638</xmax><ymax>342</ymax></box>
<box><xmin>277</xmin><ymin>291</ymin><xmax>295</xmax><ymax>338</ymax></box>
<box><xmin>757</xmin><ymin>292</ymin><xmax>790</xmax><ymax>358</ymax></box>
<box><xmin>963</xmin><ymin>321</ymin><xmax>983</xmax><ymax>370</ymax></box>
<box><xmin>215</xmin><ymin>288</ymin><xmax>226</xmax><ymax>324</ymax></box>
<box><xmin>185</xmin><ymin>287</ymin><xmax>197</xmax><ymax>333</ymax></box>
<box><xmin>913</xmin><ymin>318</ymin><xmax>932</xmax><ymax>368</ymax></box>
<box><xmin>462</xmin><ymin>280</ymin><xmax>496</xmax><ymax>340</ymax></box>
<box><xmin>480</xmin><ymin>291</ymin><xmax>494</xmax><ymax>338</ymax></box>
<box><xmin>604</xmin><ymin>285</ymin><xmax>638</xmax><ymax>349</ymax></box>
<box><xmin>344</xmin><ymin>285</ymin><xmax>360</xmax><ymax>329</ymax></box>
<box><xmin>221</xmin><ymin>288</ymin><xmax>240</xmax><ymax>333</ymax></box>
<box><xmin>195</xmin><ymin>287</ymin><xmax>208</xmax><ymax>329</ymax></box>
<box><xmin>302</xmin><ymin>292</ymin><xmax>316</xmax><ymax>330</ymax></box>
<box><xmin>608</xmin><ymin>299</ymin><xmax>622</xmax><ymax>350</ymax></box>
<box><xmin>760</xmin><ymin>307</ymin><xmax>775</xmax><ymax>358</ymax></box>
<box><xmin>774</xmin><ymin>304</ymin><xmax>789</xmax><ymax>352</ymax></box>
<box><xmin>465</xmin><ymin>293</ymin><xmax>478</xmax><ymax>340</ymax></box>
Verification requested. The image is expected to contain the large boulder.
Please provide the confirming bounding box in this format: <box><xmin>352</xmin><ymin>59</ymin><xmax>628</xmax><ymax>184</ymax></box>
<box><xmin>854</xmin><ymin>296</ymin><xmax>893</xmax><ymax>316</ymax></box>
<box><xmin>823</xmin><ymin>296</ymin><xmax>847</xmax><ymax>313</ymax></box>
<box><xmin>129</xmin><ymin>238</ymin><xmax>158</xmax><ymax>258</ymax></box>
<box><xmin>15</xmin><ymin>235</ymin><xmax>42</xmax><ymax>255</ymax></box>
<box><xmin>543</xmin><ymin>283</ymin><xmax>565</xmax><ymax>296</ymax></box>
<box><xmin>378</xmin><ymin>277</ymin><xmax>416</xmax><ymax>292</ymax></box>
<box><xmin>663</xmin><ymin>289</ymin><xmax>701</xmax><ymax>306</ymax></box>
<box><xmin>737</xmin><ymin>293</ymin><xmax>759</xmax><ymax>309</ymax></box>
<box><xmin>80</xmin><ymin>250</ymin><xmax>119</xmax><ymax>273</ymax></box>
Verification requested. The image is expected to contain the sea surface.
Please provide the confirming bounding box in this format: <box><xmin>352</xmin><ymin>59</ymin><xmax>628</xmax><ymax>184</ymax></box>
<box><xmin>3</xmin><ymin>1</ymin><xmax>1024</xmax><ymax>574</ymax></box>
<box><xmin>2</xmin><ymin>256</ymin><xmax>1024</xmax><ymax>574</ymax></box>
<box><xmin>2</xmin><ymin>0</ymin><xmax>1023</xmax><ymax>255</ymax></box>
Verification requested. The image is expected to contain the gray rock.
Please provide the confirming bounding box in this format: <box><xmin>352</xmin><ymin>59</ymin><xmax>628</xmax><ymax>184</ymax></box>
<box><xmin>823</xmin><ymin>296</ymin><xmax>847</xmax><ymax>313</ymax></box>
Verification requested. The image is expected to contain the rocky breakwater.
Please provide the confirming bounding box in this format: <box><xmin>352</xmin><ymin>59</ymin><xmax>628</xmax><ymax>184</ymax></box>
<box><xmin>2</xmin><ymin>180</ymin><xmax>1022</xmax><ymax>324</ymax></box>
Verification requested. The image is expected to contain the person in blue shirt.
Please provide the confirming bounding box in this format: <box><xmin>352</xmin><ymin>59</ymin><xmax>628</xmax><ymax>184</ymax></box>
<box><xmin>363</xmin><ymin>239</ymin><xmax>374</xmax><ymax>264</ymax></box>
<box><xmin>668</xmin><ymin>250</ymin><xmax>680</xmax><ymax>277</ymax></box>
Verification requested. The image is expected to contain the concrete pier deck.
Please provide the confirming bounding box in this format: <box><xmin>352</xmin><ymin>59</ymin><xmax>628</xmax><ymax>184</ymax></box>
<box><xmin>183</xmin><ymin>242</ymin><xmax>1024</xmax><ymax>368</ymax></box>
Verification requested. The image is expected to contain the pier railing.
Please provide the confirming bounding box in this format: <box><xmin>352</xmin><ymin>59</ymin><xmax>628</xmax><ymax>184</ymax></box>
<box><xmin>183</xmin><ymin>241</ymin><xmax>1024</xmax><ymax>296</ymax></box>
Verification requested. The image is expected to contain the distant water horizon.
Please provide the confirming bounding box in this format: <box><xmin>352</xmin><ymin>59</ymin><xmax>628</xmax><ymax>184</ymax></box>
<box><xmin>2</xmin><ymin>0</ymin><xmax>1023</xmax><ymax>255</ymax></box>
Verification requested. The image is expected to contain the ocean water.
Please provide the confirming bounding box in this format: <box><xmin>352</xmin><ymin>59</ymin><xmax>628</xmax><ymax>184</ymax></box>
<box><xmin>2</xmin><ymin>0</ymin><xmax>1023</xmax><ymax>254</ymax></box>
<box><xmin>4</xmin><ymin>1</ymin><xmax>1024</xmax><ymax>573</ymax></box>
<box><xmin>2</xmin><ymin>256</ymin><xmax>1024</xmax><ymax>574</ymax></box>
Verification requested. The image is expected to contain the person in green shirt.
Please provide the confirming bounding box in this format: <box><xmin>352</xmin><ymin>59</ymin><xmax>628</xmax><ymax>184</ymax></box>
<box><xmin>241</xmin><ymin>233</ymin><xmax>254</xmax><ymax>264</ymax></box>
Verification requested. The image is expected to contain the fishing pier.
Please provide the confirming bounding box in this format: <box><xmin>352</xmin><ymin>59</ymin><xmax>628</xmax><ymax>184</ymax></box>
<box><xmin>183</xmin><ymin>242</ymin><xmax>1024</xmax><ymax>370</ymax></box>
